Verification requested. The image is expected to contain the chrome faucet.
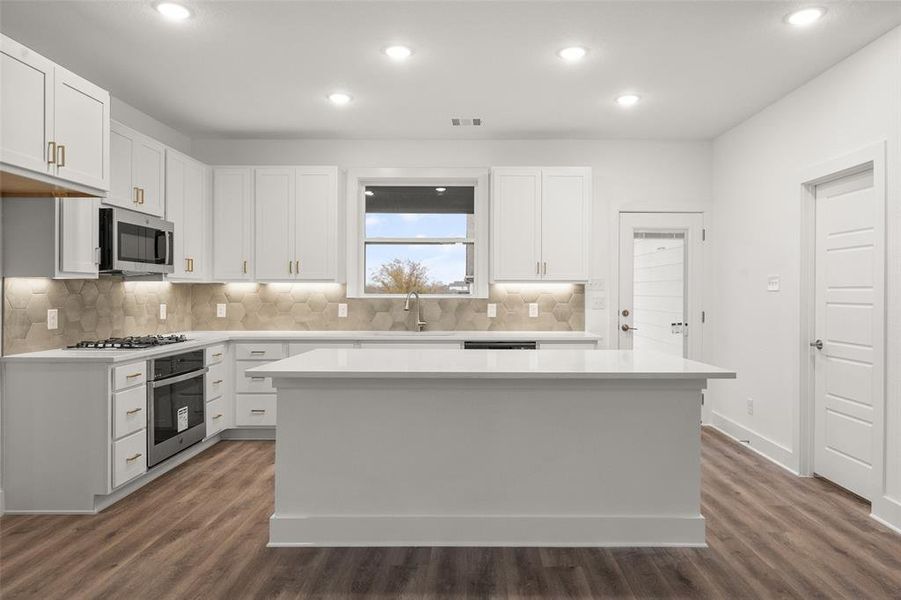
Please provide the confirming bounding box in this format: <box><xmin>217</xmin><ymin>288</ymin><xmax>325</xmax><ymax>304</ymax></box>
<box><xmin>404</xmin><ymin>290</ymin><xmax>427</xmax><ymax>332</ymax></box>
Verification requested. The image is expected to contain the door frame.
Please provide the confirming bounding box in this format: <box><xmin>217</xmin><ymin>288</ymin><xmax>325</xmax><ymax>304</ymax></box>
<box><xmin>617</xmin><ymin>211</ymin><xmax>705</xmax><ymax>360</ymax></box>
<box><xmin>798</xmin><ymin>142</ymin><xmax>887</xmax><ymax>496</ymax></box>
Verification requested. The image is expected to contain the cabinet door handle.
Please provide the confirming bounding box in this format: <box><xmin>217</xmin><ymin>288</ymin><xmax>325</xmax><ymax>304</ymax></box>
<box><xmin>47</xmin><ymin>141</ymin><xmax>56</xmax><ymax>165</ymax></box>
<box><xmin>126</xmin><ymin>372</ymin><xmax>143</xmax><ymax>379</ymax></box>
<box><xmin>250</xmin><ymin>409</ymin><xmax>267</xmax><ymax>414</ymax></box>
<box><xmin>212</xmin><ymin>352</ymin><xmax>223</xmax><ymax>358</ymax></box>
<box><xmin>213</xmin><ymin>413</ymin><xmax>224</xmax><ymax>419</ymax></box>
<box><xmin>126</xmin><ymin>452</ymin><xmax>143</xmax><ymax>463</ymax></box>
<box><xmin>139</xmin><ymin>188</ymin><xmax>145</xmax><ymax>205</ymax></box>
<box><xmin>212</xmin><ymin>379</ymin><xmax>223</xmax><ymax>384</ymax></box>
<box><xmin>185</xmin><ymin>258</ymin><xmax>191</xmax><ymax>271</ymax></box>
<box><xmin>536</xmin><ymin>262</ymin><xmax>540</xmax><ymax>275</ymax></box>
<box><xmin>56</xmin><ymin>144</ymin><xmax>66</xmax><ymax>167</ymax></box>
<box><xmin>243</xmin><ymin>260</ymin><xmax>248</xmax><ymax>274</ymax></box>
<box><xmin>134</xmin><ymin>187</ymin><xmax>140</xmax><ymax>204</ymax></box>
<box><xmin>543</xmin><ymin>262</ymin><xmax>548</xmax><ymax>275</ymax></box>
<box><xmin>295</xmin><ymin>260</ymin><xmax>300</xmax><ymax>273</ymax></box>
<box><xmin>125</xmin><ymin>407</ymin><xmax>143</xmax><ymax>415</ymax></box>
<box><xmin>288</xmin><ymin>260</ymin><xmax>293</xmax><ymax>274</ymax></box>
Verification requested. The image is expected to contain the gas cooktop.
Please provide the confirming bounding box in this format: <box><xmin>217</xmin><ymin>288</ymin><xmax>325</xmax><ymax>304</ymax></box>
<box><xmin>68</xmin><ymin>334</ymin><xmax>188</xmax><ymax>350</ymax></box>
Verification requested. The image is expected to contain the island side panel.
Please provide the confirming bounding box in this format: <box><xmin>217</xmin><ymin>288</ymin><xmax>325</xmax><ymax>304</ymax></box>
<box><xmin>271</xmin><ymin>377</ymin><xmax>706</xmax><ymax>547</ymax></box>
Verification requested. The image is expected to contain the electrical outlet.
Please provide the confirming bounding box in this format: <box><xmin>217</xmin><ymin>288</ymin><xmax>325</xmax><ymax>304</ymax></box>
<box><xmin>746</xmin><ymin>397</ymin><xmax>754</xmax><ymax>415</ymax></box>
<box><xmin>159</xmin><ymin>303</ymin><xmax>167</xmax><ymax>320</ymax></box>
<box><xmin>217</xmin><ymin>303</ymin><xmax>227</xmax><ymax>318</ymax></box>
<box><xmin>338</xmin><ymin>303</ymin><xmax>348</xmax><ymax>318</ymax></box>
<box><xmin>529</xmin><ymin>303</ymin><xmax>539</xmax><ymax>318</ymax></box>
<box><xmin>47</xmin><ymin>309</ymin><xmax>58</xmax><ymax>330</ymax></box>
<box><xmin>487</xmin><ymin>303</ymin><xmax>497</xmax><ymax>318</ymax></box>
<box><xmin>767</xmin><ymin>276</ymin><xmax>780</xmax><ymax>292</ymax></box>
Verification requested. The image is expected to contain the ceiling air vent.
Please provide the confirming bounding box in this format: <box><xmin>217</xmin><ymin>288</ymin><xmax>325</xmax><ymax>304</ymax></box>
<box><xmin>451</xmin><ymin>118</ymin><xmax>482</xmax><ymax>127</ymax></box>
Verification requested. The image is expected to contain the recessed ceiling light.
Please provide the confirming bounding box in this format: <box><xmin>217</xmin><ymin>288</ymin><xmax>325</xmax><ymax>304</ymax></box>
<box><xmin>785</xmin><ymin>7</ymin><xmax>826</xmax><ymax>26</ymax></box>
<box><xmin>557</xmin><ymin>46</ymin><xmax>588</xmax><ymax>61</ymax></box>
<box><xmin>616</xmin><ymin>94</ymin><xmax>641</xmax><ymax>107</ymax></box>
<box><xmin>328</xmin><ymin>92</ymin><xmax>352</xmax><ymax>105</ymax></box>
<box><xmin>435</xmin><ymin>187</ymin><xmax>447</xmax><ymax>192</ymax></box>
<box><xmin>155</xmin><ymin>2</ymin><xmax>191</xmax><ymax>20</ymax></box>
<box><xmin>384</xmin><ymin>46</ymin><xmax>413</xmax><ymax>60</ymax></box>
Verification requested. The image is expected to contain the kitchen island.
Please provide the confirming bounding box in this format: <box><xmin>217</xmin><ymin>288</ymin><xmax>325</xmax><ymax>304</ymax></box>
<box><xmin>250</xmin><ymin>348</ymin><xmax>735</xmax><ymax>547</ymax></box>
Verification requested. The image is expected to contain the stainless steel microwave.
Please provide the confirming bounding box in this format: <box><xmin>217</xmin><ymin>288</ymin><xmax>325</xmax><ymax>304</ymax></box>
<box><xmin>99</xmin><ymin>207</ymin><xmax>174</xmax><ymax>275</ymax></box>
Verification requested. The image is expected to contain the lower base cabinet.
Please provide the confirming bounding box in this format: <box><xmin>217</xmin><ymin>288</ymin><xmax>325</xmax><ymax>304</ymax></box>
<box><xmin>112</xmin><ymin>429</ymin><xmax>147</xmax><ymax>488</ymax></box>
<box><xmin>206</xmin><ymin>396</ymin><xmax>226</xmax><ymax>436</ymax></box>
<box><xmin>236</xmin><ymin>394</ymin><xmax>277</xmax><ymax>426</ymax></box>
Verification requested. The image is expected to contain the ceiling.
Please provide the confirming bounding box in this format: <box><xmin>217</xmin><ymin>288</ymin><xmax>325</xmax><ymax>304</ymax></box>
<box><xmin>2</xmin><ymin>1</ymin><xmax>900</xmax><ymax>140</ymax></box>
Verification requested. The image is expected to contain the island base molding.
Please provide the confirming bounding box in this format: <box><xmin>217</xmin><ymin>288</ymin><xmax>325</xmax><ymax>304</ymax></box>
<box><xmin>268</xmin><ymin>514</ymin><xmax>706</xmax><ymax>547</ymax></box>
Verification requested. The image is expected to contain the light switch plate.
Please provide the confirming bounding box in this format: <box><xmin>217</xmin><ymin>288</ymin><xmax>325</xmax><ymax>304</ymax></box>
<box><xmin>487</xmin><ymin>303</ymin><xmax>497</xmax><ymax>318</ymax></box>
<box><xmin>767</xmin><ymin>276</ymin><xmax>780</xmax><ymax>292</ymax></box>
<box><xmin>338</xmin><ymin>303</ymin><xmax>348</xmax><ymax>318</ymax></box>
<box><xmin>529</xmin><ymin>303</ymin><xmax>539</xmax><ymax>318</ymax></box>
<box><xmin>217</xmin><ymin>303</ymin><xmax>227</xmax><ymax>318</ymax></box>
<box><xmin>159</xmin><ymin>303</ymin><xmax>167</xmax><ymax>320</ymax></box>
<box><xmin>47</xmin><ymin>309</ymin><xmax>58</xmax><ymax>330</ymax></box>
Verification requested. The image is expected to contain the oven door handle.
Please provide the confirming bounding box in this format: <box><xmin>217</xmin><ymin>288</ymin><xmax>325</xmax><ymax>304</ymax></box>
<box><xmin>151</xmin><ymin>367</ymin><xmax>208</xmax><ymax>388</ymax></box>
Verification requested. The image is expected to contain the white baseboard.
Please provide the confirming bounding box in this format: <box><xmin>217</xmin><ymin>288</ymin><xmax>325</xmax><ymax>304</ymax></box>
<box><xmin>707</xmin><ymin>413</ymin><xmax>798</xmax><ymax>475</ymax></box>
<box><xmin>872</xmin><ymin>494</ymin><xmax>901</xmax><ymax>536</ymax></box>
<box><xmin>221</xmin><ymin>427</ymin><xmax>276</xmax><ymax>441</ymax></box>
<box><xmin>268</xmin><ymin>514</ymin><xmax>707</xmax><ymax>548</ymax></box>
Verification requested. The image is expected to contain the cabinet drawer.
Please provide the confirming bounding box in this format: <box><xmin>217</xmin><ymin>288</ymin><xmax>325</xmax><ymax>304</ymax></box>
<box><xmin>113</xmin><ymin>361</ymin><xmax>147</xmax><ymax>391</ymax></box>
<box><xmin>236</xmin><ymin>360</ymin><xmax>274</xmax><ymax>393</ymax></box>
<box><xmin>235</xmin><ymin>343</ymin><xmax>284</xmax><ymax>361</ymax></box>
<box><xmin>287</xmin><ymin>342</ymin><xmax>356</xmax><ymax>357</ymax></box>
<box><xmin>537</xmin><ymin>341</ymin><xmax>598</xmax><ymax>349</ymax></box>
<box><xmin>358</xmin><ymin>342</ymin><xmax>463</xmax><ymax>349</ymax></box>
<box><xmin>206</xmin><ymin>397</ymin><xmax>226</xmax><ymax>437</ymax></box>
<box><xmin>206</xmin><ymin>362</ymin><xmax>226</xmax><ymax>400</ymax></box>
<box><xmin>112</xmin><ymin>429</ymin><xmax>147</xmax><ymax>488</ymax></box>
<box><xmin>113</xmin><ymin>385</ymin><xmax>147</xmax><ymax>440</ymax></box>
<box><xmin>205</xmin><ymin>345</ymin><xmax>226</xmax><ymax>365</ymax></box>
<box><xmin>236</xmin><ymin>394</ymin><xmax>276</xmax><ymax>427</ymax></box>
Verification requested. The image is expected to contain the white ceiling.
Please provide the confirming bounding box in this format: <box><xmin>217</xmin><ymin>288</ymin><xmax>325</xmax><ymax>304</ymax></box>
<box><xmin>2</xmin><ymin>1</ymin><xmax>900</xmax><ymax>140</ymax></box>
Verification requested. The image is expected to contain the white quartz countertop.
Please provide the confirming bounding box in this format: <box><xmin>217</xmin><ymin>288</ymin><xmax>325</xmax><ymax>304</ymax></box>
<box><xmin>1</xmin><ymin>330</ymin><xmax>602</xmax><ymax>363</ymax></box>
<box><xmin>249</xmin><ymin>348</ymin><xmax>736</xmax><ymax>380</ymax></box>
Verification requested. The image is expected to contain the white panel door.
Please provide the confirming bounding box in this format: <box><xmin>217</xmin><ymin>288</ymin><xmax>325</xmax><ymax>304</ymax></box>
<box><xmin>491</xmin><ymin>168</ymin><xmax>542</xmax><ymax>281</ymax></box>
<box><xmin>618</xmin><ymin>212</ymin><xmax>704</xmax><ymax>359</ymax></box>
<box><xmin>540</xmin><ymin>167</ymin><xmax>590</xmax><ymax>281</ymax></box>
<box><xmin>255</xmin><ymin>168</ymin><xmax>295</xmax><ymax>280</ymax></box>
<box><xmin>0</xmin><ymin>36</ymin><xmax>54</xmax><ymax>175</ymax></box>
<box><xmin>108</xmin><ymin>125</ymin><xmax>136</xmax><ymax>209</ymax></box>
<box><xmin>213</xmin><ymin>168</ymin><xmax>253</xmax><ymax>280</ymax></box>
<box><xmin>52</xmin><ymin>66</ymin><xmax>108</xmax><ymax>191</ymax></box>
<box><xmin>166</xmin><ymin>152</ymin><xmax>188</xmax><ymax>277</ymax></box>
<box><xmin>294</xmin><ymin>166</ymin><xmax>337</xmax><ymax>280</ymax></box>
<box><xmin>58</xmin><ymin>197</ymin><xmax>99</xmax><ymax>277</ymax></box>
<box><xmin>133</xmin><ymin>137</ymin><xmax>164</xmax><ymax>217</ymax></box>
<box><xmin>813</xmin><ymin>168</ymin><xmax>881</xmax><ymax>500</ymax></box>
<box><xmin>182</xmin><ymin>161</ymin><xmax>207</xmax><ymax>277</ymax></box>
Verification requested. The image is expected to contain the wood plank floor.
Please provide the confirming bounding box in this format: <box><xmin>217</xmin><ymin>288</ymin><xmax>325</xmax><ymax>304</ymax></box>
<box><xmin>2</xmin><ymin>428</ymin><xmax>900</xmax><ymax>599</ymax></box>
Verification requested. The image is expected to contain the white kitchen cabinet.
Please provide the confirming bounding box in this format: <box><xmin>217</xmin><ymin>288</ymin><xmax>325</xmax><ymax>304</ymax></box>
<box><xmin>212</xmin><ymin>167</ymin><xmax>254</xmax><ymax>280</ymax></box>
<box><xmin>490</xmin><ymin>166</ymin><xmax>590</xmax><ymax>282</ymax></box>
<box><xmin>253</xmin><ymin>166</ymin><xmax>339</xmax><ymax>281</ymax></box>
<box><xmin>108</xmin><ymin>121</ymin><xmax>164</xmax><ymax>216</ymax></box>
<box><xmin>2</xmin><ymin>197</ymin><xmax>99</xmax><ymax>278</ymax></box>
<box><xmin>167</xmin><ymin>149</ymin><xmax>210</xmax><ymax>280</ymax></box>
<box><xmin>0</xmin><ymin>35</ymin><xmax>109</xmax><ymax>195</ymax></box>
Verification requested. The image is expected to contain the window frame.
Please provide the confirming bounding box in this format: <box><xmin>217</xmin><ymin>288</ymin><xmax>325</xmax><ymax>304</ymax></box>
<box><xmin>345</xmin><ymin>168</ymin><xmax>489</xmax><ymax>299</ymax></box>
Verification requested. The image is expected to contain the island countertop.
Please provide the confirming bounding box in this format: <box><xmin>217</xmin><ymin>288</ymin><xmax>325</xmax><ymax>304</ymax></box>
<box><xmin>248</xmin><ymin>348</ymin><xmax>736</xmax><ymax>380</ymax></box>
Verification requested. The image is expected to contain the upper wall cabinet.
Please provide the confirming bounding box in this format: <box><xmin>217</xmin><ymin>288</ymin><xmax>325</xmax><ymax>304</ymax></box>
<box><xmin>108</xmin><ymin>121</ymin><xmax>165</xmax><ymax>217</ymax></box>
<box><xmin>254</xmin><ymin>166</ymin><xmax>339</xmax><ymax>282</ymax></box>
<box><xmin>167</xmin><ymin>149</ymin><xmax>210</xmax><ymax>281</ymax></box>
<box><xmin>0</xmin><ymin>35</ymin><xmax>109</xmax><ymax>196</ymax></box>
<box><xmin>212</xmin><ymin>167</ymin><xmax>254</xmax><ymax>281</ymax></box>
<box><xmin>490</xmin><ymin>167</ymin><xmax>591</xmax><ymax>282</ymax></box>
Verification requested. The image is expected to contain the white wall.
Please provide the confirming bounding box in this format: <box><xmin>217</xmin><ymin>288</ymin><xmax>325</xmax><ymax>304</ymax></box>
<box><xmin>110</xmin><ymin>97</ymin><xmax>193</xmax><ymax>156</ymax></box>
<box><xmin>709</xmin><ymin>26</ymin><xmax>901</xmax><ymax>528</ymax></box>
<box><xmin>193</xmin><ymin>138</ymin><xmax>714</xmax><ymax>345</ymax></box>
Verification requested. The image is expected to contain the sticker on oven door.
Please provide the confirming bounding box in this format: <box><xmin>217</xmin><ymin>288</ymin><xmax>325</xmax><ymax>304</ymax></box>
<box><xmin>177</xmin><ymin>406</ymin><xmax>189</xmax><ymax>432</ymax></box>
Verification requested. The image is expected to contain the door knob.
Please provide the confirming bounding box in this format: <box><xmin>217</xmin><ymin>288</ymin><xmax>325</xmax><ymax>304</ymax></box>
<box><xmin>621</xmin><ymin>324</ymin><xmax>638</xmax><ymax>332</ymax></box>
<box><xmin>810</xmin><ymin>339</ymin><xmax>823</xmax><ymax>350</ymax></box>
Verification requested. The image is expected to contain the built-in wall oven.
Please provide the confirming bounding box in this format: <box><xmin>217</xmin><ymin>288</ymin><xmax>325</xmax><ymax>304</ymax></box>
<box><xmin>99</xmin><ymin>206</ymin><xmax>174</xmax><ymax>276</ymax></box>
<box><xmin>148</xmin><ymin>349</ymin><xmax>207</xmax><ymax>467</ymax></box>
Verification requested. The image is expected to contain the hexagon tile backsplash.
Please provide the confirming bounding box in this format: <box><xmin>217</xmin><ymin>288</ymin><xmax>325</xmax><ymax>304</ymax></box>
<box><xmin>2</xmin><ymin>279</ymin><xmax>584</xmax><ymax>354</ymax></box>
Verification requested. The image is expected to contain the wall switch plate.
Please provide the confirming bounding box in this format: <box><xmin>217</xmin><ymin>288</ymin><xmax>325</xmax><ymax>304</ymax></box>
<box><xmin>529</xmin><ymin>303</ymin><xmax>539</xmax><ymax>318</ymax></box>
<box><xmin>767</xmin><ymin>276</ymin><xmax>780</xmax><ymax>292</ymax></box>
<box><xmin>487</xmin><ymin>303</ymin><xmax>497</xmax><ymax>318</ymax></box>
<box><xmin>746</xmin><ymin>397</ymin><xmax>754</xmax><ymax>415</ymax></box>
<box><xmin>47</xmin><ymin>309</ymin><xmax>58</xmax><ymax>330</ymax></box>
<box><xmin>217</xmin><ymin>303</ymin><xmax>227</xmax><ymax>318</ymax></box>
<box><xmin>159</xmin><ymin>303</ymin><xmax>167</xmax><ymax>320</ymax></box>
<box><xmin>338</xmin><ymin>303</ymin><xmax>348</xmax><ymax>318</ymax></box>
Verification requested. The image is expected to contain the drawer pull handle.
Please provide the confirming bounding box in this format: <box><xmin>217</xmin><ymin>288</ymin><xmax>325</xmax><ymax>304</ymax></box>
<box><xmin>56</xmin><ymin>144</ymin><xmax>66</xmax><ymax>167</ymax></box>
<box><xmin>250</xmin><ymin>376</ymin><xmax>265</xmax><ymax>382</ymax></box>
<box><xmin>213</xmin><ymin>413</ymin><xmax>224</xmax><ymax>419</ymax></box>
<box><xmin>250</xmin><ymin>350</ymin><xmax>266</xmax><ymax>355</ymax></box>
<box><xmin>47</xmin><ymin>141</ymin><xmax>56</xmax><ymax>164</ymax></box>
<box><xmin>126</xmin><ymin>407</ymin><xmax>143</xmax><ymax>415</ymax></box>
<box><xmin>126</xmin><ymin>372</ymin><xmax>143</xmax><ymax>379</ymax></box>
<box><xmin>212</xmin><ymin>352</ymin><xmax>223</xmax><ymax>358</ymax></box>
<box><xmin>250</xmin><ymin>409</ymin><xmax>266</xmax><ymax>414</ymax></box>
<box><xmin>126</xmin><ymin>452</ymin><xmax>143</xmax><ymax>463</ymax></box>
<box><xmin>213</xmin><ymin>379</ymin><xmax>223</xmax><ymax>384</ymax></box>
